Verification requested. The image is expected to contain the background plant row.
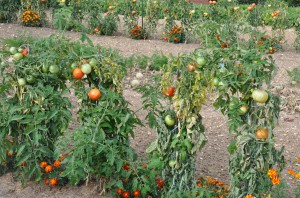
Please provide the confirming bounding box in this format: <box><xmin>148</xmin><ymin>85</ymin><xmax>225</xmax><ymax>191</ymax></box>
<box><xmin>1</xmin><ymin>0</ymin><xmax>300</xmax><ymax>37</ymax></box>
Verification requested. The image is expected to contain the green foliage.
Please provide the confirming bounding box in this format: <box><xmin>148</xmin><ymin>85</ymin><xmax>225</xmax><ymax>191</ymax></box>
<box><xmin>0</xmin><ymin>0</ymin><xmax>20</xmax><ymax>22</ymax></box>
<box><xmin>287</xmin><ymin>66</ymin><xmax>300</xmax><ymax>84</ymax></box>
<box><xmin>119</xmin><ymin>53</ymin><xmax>168</xmax><ymax>71</ymax></box>
<box><xmin>285</xmin><ymin>0</ymin><xmax>300</xmax><ymax>6</ymax></box>
<box><xmin>99</xmin><ymin>14</ymin><xmax>118</xmax><ymax>36</ymax></box>
<box><xmin>149</xmin><ymin>53</ymin><xmax>169</xmax><ymax>71</ymax></box>
<box><xmin>55</xmin><ymin>90</ymin><xmax>140</xmax><ymax>185</ymax></box>
<box><xmin>53</xmin><ymin>6</ymin><xmax>81</xmax><ymax>31</ymax></box>
<box><xmin>296</xmin><ymin>185</ymin><xmax>300</xmax><ymax>198</ymax></box>
<box><xmin>271</xmin><ymin>181</ymin><xmax>289</xmax><ymax>198</ymax></box>
<box><xmin>0</xmin><ymin>35</ymin><xmax>73</xmax><ymax>180</ymax></box>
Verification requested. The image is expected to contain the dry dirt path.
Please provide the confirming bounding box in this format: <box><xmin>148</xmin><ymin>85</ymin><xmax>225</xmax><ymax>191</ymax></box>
<box><xmin>0</xmin><ymin>23</ymin><xmax>299</xmax><ymax>198</ymax></box>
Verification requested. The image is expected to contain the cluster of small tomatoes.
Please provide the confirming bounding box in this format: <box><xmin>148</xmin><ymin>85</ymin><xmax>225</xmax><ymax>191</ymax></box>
<box><xmin>163</xmin><ymin>25</ymin><xmax>184</xmax><ymax>43</ymax></box>
<box><xmin>6</xmin><ymin>46</ymin><xmax>64</xmax><ymax>86</ymax></box>
<box><xmin>114</xmin><ymin>163</ymin><xmax>165</xmax><ymax>198</ymax></box>
<box><xmin>40</xmin><ymin>160</ymin><xmax>62</xmax><ymax>187</ymax></box>
<box><xmin>116</xmin><ymin>188</ymin><xmax>141</xmax><ymax>198</ymax></box>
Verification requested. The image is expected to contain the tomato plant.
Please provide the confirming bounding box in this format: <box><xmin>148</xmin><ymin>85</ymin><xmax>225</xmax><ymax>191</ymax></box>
<box><xmin>137</xmin><ymin>49</ymin><xmax>214</xmax><ymax>196</ymax></box>
<box><xmin>0</xmin><ymin>35</ymin><xmax>142</xmax><ymax>190</ymax></box>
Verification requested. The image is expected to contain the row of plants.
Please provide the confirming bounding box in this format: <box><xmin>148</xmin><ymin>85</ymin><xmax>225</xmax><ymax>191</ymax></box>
<box><xmin>1</xmin><ymin>0</ymin><xmax>300</xmax><ymax>44</ymax></box>
<box><xmin>133</xmin><ymin>1</ymin><xmax>298</xmax><ymax>198</ymax></box>
<box><xmin>294</xmin><ymin>16</ymin><xmax>300</xmax><ymax>51</ymax></box>
<box><xmin>0</xmin><ymin>32</ymin><xmax>244</xmax><ymax>197</ymax></box>
<box><xmin>0</xmin><ymin>35</ymin><xmax>141</xmax><ymax>197</ymax></box>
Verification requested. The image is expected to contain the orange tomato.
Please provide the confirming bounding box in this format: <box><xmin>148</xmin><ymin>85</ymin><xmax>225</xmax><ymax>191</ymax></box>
<box><xmin>53</xmin><ymin>160</ymin><xmax>61</xmax><ymax>168</ymax></box>
<box><xmin>73</xmin><ymin>68</ymin><xmax>84</xmax><ymax>79</ymax></box>
<box><xmin>40</xmin><ymin>161</ymin><xmax>48</xmax><ymax>168</ymax></box>
<box><xmin>133</xmin><ymin>190</ymin><xmax>141</xmax><ymax>197</ymax></box>
<box><xmin>256</xmin><ymin>128</ymin><xmax>269</xmax><ymax>140</ymax></box>
<box><xmin>187</xmin><ymin>63</ymin><xmax>197</xmax><ymax>72</ymax></box>
<box><xmin>116</xmin><ymin>188</ymin><xmax>123</xmax><ymax>195</ymax></box>
<box><xmin>50</xmin><ymin>178</ymin><xmax>58</xmax><ymax>187</ymax></box>
<box><xmin>88</xmin><ymin>88</ymin><xmax>102</xmax><ymax>101</ymax></box>
<box><xmin>45</xmin><ymin>178</ymin><xmax>49</xmax><ymax>185</ymax></box>
<box><xmin>45</xmin><ymin>165</ymin><xmax>53</xmax><ymax>173</ymax></box>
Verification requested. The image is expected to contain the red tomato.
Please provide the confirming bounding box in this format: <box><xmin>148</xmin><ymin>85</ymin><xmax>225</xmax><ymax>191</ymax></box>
<box><xmin>133</xmin><ymin>190</ymin><xmax>141</xmax><ymax>197</ymax></box>
<box><xmin>116</xmin><ymin>188</ymin><xmax>123</xmax><ymax>195</ymax></box>
<box><xmin>22</xmin><ymin>48</ymin><xmax>29</xmax><ymax>56</ymax></box>
<box><xmin>122</xmin><ymin>191</ymin><xmax>130</xmax><ymax>198</ymax></box>
<box><xmin>162</xmin><ymin>86</ymin><xmax>175</xmax><ymax>97</ymax></box>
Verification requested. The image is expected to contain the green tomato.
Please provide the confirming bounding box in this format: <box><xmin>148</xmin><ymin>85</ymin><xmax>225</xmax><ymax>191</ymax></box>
<box><xmin>49</xmin><ymin>65</ymin><xmax>60</xmax><ymax>74</ymax></box>
<box><xmin>9</xmin><ymin>47</ymin><xmax>17</xmax><ymax>55</ymax></box>
<box><xmin>229</xmin><ymin>101</ymin><xmax>236</xmax><ymax>110</ymax></box>
<box><xmin>18</xmin><ymin>47</ymin><xmax>23</xmax><ymax>53</ymax></box>
<box><xmin>81</xmin><ymin>64</ymin><xmax>92</xmax><ymax>74</ymax></box>
<box><xmin>180</xmin><ymin>150</ymin><xmax>187</xmax><ymax>161</ymax></box>
<box><xmin>26</xmin><ymin>75</ymin><xmax>35</xmax><ymax>84</ymax></box>
<box><xmin>196</xmin><ymin>57</ymin><xmax>206</xmax><ymax>66</ymax></box>
<box><xmin>239</xmin><ymin>105</ymin><xmax>249</xmax><ymax>115</ymax></box>
<box><xmin>13</xmin><ymin>53</ymin><xmax>23</xmax><ymax>61</ymax></box>
<box><xmin>1</xmin><ymin>62</ymin><xmax>8</xmax><ymax>67</ymax></box>
<box><xmin>218</xmin><ymin>81</ymin><xmax>226</xmax><ymax>90</ymax></box>
<box><xmin>18</xmin><ymin>78</ymin><xmax>26</xmax><ymax>86</ymax></box>
<box><xmin>165</xmin><ymin>115</ymin><xmax>175</xmax><ymax>127</ymax></box>
<box><xmin>89</xmin><ymin>58</ymin><xmax>97</xmax><ymax>67</ymax></box>
<box><xmin>252</xmin><ymin>89</ymin><xmax>269</xmax><ymax>103</ymax></box>
<box><xmin>152</xmin><ymin>151</ymin><xmax>160</xmax><ymax>159</ymax></box>
<box><xmin>42</xmin><ymin>65</ymin><xmax>49</xmax><ymax>73</ymax></box>
<box><xmin>213</xmin><ymin>78</ymin><xmax>219</xmax><ymax>86</ymax></box>
<box><xmin>168</xmin><ymin>160</ymin><xmax>176</xmax><ymax>168</ymax></box>
<box><xmin>219</xmin><ymin>67</ymin><xmax>227</xmax><ymax>73</ymax></box>
<box><xmin>71</xmin><ymin>62</ymin><xmax>78</xmax><ymax>69</ymax></box>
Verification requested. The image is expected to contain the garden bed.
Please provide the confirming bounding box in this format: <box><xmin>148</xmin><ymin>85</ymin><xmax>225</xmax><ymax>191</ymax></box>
<box><xmin>0</xmin><ymin>23</ymin><xmax>299</xmax><ymax>198</ymax></box>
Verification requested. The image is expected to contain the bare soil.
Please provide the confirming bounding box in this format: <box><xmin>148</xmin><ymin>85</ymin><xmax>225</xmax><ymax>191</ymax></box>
<box><xmin>0</xmin><ymin>23</ymin><xmax>299</xmax><ymax>198</ymax></box>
